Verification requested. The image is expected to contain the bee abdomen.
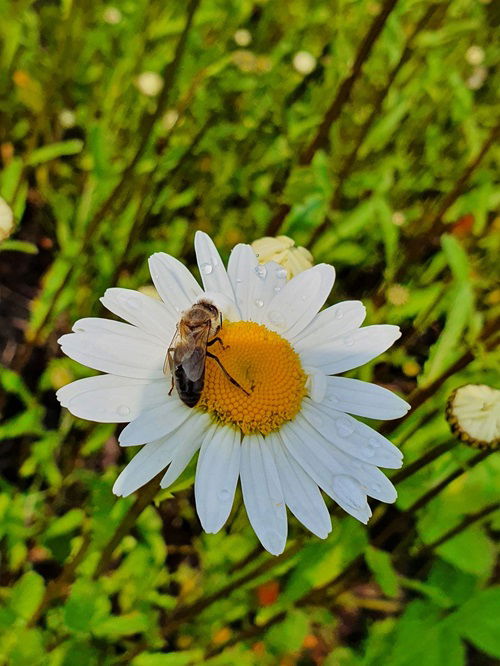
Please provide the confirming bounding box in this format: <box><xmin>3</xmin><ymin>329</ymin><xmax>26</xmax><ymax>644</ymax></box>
<box><xmin>175</xmin><ymin>367</ymin><xmax>203</xmax><ymax>408</ymax></box>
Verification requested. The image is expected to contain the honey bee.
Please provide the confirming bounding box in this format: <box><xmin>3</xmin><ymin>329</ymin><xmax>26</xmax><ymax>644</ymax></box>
<box><xmin>165</xmin><ymin>299</ymin><xmax>249</xmax><ymax>407</ymax></box>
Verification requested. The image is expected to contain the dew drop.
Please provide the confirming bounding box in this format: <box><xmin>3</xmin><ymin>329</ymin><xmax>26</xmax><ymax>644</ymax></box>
<box><xmin>117</xmin><ymin>405</ymin><xmax>131</xmax><ymax>417</ymax></box>
<box><xmin>200</xmin><ymin>262</ymin><xmax>213</xmax><ymax>275</ymax></box>
<box><xmin>218</xmin><ymin>489</ymin><xmax>230</xmax><ymax>501</ymax></box>
<box><xmin>372</xmin><ymin>482</ymin><xmax>382</xmax><ymax>493</ymax></box>
<box><xmin>336</xmin><ymin>416</ymin><xmax>355</xmax><ymax>437</ymax></box>
<box><xmin>268</xmin><ymin>310</ymin><xmax>286</xmax><ymax>328</ymax></box>
<box><xmin>364</xmin><ymin>441</ymin><xmax>376</xmax><ymax>458</ymax></box>
<box><xmin>332</xmin><ymin>475</ymin><xmax>365</xmax><ymax>510</ymax></box>
<box><xmin>254</xmin><ymin>265</ymin><xmax>267</xmax><ymax>279</ymax></box>
<box><xmin>275</xmin><ymin>267</ymin><xmax>287</xmax><ymax>279</ymax></box>
<box><xmin>273</xmin><ymin>286</ymin><xmax>281</xmax><ymax>294</ymax></box>
<box><xmin>236</xmin><ymin>278</ymin><xmax>243</xmax><ymax>284</ymax></box>
<box><xmin>327</xmin><ymin>393</ymin><xmax>339</xmax><ymax>403</ymax></box>
<box><xmin>254</xmin><ymin>299</ymin><xmax>264</xmax><ymax>308</ymax></box>
<box><xmin>335</xmin><ymin>307</ymin><xmax>344</xmax><ymax>319</ymax></box>
<box><xmin>343</xmin><ymin>336</ymin><xmax>355</xmax><ymax>347</ymax></box>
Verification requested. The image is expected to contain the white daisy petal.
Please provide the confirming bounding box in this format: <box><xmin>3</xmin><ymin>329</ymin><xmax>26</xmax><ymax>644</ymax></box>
<box><xmin>280</xmin><ymin>419</ymin><xmax>372</xmax><ymax>523</ymax></box>
<box><xmin>295</xmin><ymin>412</ymin><xmax>397</xmax><ymax>502</ymax></box>
<box><xmin>240</xmin><ymin>434</ymin><xmax>287</xmax><ymax>555</ymax></box>
<box><xmin>118</xmin><ymin>399</ymin><xmax>189</xmax><ymax>446</ymax></box>
<box><xmin>58</xmin><ymin>318</ymin><xmax>166</xmax><ymax>379</ymax></box>
<box><xmin>299</xmin><ymin>324</ymin><xmax>401</xmax><ymax>374</ymax></box>
<box><xmin>301</xmin><ymin>399</ymin><xmax>403</xmax><ymax>469</ymax></box>
<box><xmin>262</xmin><ymin>264</ymin><xmax>335</xmax><ymax>339</ymax></box>
<box><xmin>100</xmin><ymin>288</ymin><xmax>176</xmax><ymax>343</ymax></box>
<box><xmin>292</xmin><ymin>300</ymin><xmax>366</xmax><ymax>349</ymax></box>
<box><xmin>195</xmin><ymin>231</ymin><xmax>234</xmax><ymax>298</ymax></box>
<box><xmin>248</xmin><ymin>260</ymin><xmax>289</xmax><ymax>323</ymax></box>
<box><xmin>195</xmin><ymin>424</ymin><xmax>241</xmax><ymax>533</ymax></box>
<box><xmin>269</xmin><ymin>433</ymin><xmax>331</xmax><ymax>539</ymax></box>
<box><xmin>227</xmin><ymin>244</ymin><xmax>258</xmax><ymax>319</ymax></box>
<box><xmin>56</xmin><ymin>375</ymin><xmax>168</xmax><ymax>423</ymax></box>
<box><xmin>324</xmin><ymin>376</ymin><xmax>410</xmax><ymax>420</ymax></box>
<box><xmin>227</xmin><ymin>244</ymin><xmax>288</xmax><ymax>322</ymax></box>
<box><xmin>160</xmin><ymin>411</ymin><xmax>210</xmax><ymax>488</ymax></box>
<box><xmin>148</xmin><ymin>252</ymin><xmax>203</xmax><ymax>314</ymax></box>
<box><xmin>305</xmin><ymin>368</ymin><xmax>328</xmax><ymax>403</ymax></box>
<box><xmin>113</xmin><ymin>437</ymin><xmax>178</xmax><ymax>497</ymax></box>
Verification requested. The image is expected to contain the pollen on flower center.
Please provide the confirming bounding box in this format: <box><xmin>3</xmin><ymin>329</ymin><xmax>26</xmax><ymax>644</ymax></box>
<box><xmin>198</xmin><ymin>321</ymin><xmax>306</xmax><ymax>435</ymax></box>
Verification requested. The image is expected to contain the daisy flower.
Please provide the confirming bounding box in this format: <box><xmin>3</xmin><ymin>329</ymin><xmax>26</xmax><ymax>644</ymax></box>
<box><xmin>57</xmin><ymin>232</ymin><xmax>409</xmax><ymax>555</ymax></box>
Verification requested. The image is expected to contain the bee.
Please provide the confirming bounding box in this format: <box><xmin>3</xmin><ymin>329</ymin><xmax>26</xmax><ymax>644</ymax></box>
<box><xmin>165</xmin><ymin>299</ymin><xmax>249</xmax><ymax>407</ymax></box>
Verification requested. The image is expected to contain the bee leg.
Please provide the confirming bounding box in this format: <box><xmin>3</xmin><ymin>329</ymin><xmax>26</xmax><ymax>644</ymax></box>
<box><xmin>206</xmin><ymin>352</ymin><xmax>250</xmax><ymax>395</ymax></box>
<box><xmin>207</xmin><ymin>337</ymin><xmax>229</xmax><ymax>351</ymax></box>
<box><xmin>168</xmin><ymin>375</ymin><xmax>175</xmax><ymax>396</ymax></box>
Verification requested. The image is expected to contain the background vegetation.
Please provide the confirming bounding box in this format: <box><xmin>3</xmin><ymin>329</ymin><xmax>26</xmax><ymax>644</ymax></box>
<box><xmin>0</xmin><ymin>0</ymin><xmax>499</xmax><ymax>664</ymax></box>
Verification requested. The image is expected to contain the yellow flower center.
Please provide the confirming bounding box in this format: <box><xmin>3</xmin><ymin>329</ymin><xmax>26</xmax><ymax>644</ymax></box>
<box><xmin>198</xmin><ymin>321</ymin><xmax>306</xmax><ymax>435</ymax></box>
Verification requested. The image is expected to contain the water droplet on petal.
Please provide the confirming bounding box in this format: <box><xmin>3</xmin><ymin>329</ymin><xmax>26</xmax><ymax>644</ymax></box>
<box><xmin>369</xmin><ymin>437</ymin><xmax>380</xmax><ymax>448</ymax></box>
<box><xmin>334</xmin><ymin>307</ymin><xmax>344</xmax><ymax>319</ymax></box>
<box><xmin>218</xmin><ymin>489</ymin><xmax>230</xmax><ymax>501</ymax></box>
<box><xmin>372</xmin><ymin>482</ymin><xmax>382</xmax><ymax>493</ymax></box>
<box><xmin>327</xmin><ymin>393</ymin><xmax>339</xmax><ymax>403</ymax></box>
<box><xmin>343</xmin><ymin>336</ymin><xmax>355</xmax><ymax>347</ymax></box>
<box><xmin>332</xmin><ymin>475</ymin><xmax>365</xmax><ymax>510</ymax></box>
<box><xmin>254</xmin><ymin>265</ymin><xmax>267</xmax><ymax>279</ymax></box>
<box><xmin>268</xmin><ymin>310</ymin><xmax>286</xmax><ymax>328</ymax></box>
<box><xmin>201</xmin><ymin>262</ymin><xmax>213</xmax><ymax>275</ymax></box>
<box><xmin>236</xmin><ymin>278</ymin><xmax>243</xmax><ymax>284</ymax></box>
<box><xmin>254</xmin><ymin>299</ymin><xmax>264</xmax><ymax>308</ymax></box>
<box><xmin>117</xmin><ymin>405</ymin><xmax>131</xmax><ymax>417</ymax></box>
<box><xmin>364</xmin><ymin>442</ymin><xmax>376</xmax><ymax>458</ymax></box>
<box><xmin>336</xmin><ymin>416</ymin><xmax>355</xmax><ymax>437</ymax></box>
<box><xmin>273</xmin><ymin>286</ymin><xmax>281</xmax><ymax>294</ymax></box>
<box><xmin>275</xmin><ymin>267</ymin><xmax>287</xmax><ymax>279</ymax></box>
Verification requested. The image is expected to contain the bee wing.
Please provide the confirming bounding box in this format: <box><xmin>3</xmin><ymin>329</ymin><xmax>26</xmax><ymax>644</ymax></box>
<box><xmin>163</xmin><ymin>327</ymin><xmax>180</xmax><ymax>377</ymax></box>
<box><xmin>179</xmin><ymin>325</ymin><xmax>210</xmax><ymax>382</ymax></box>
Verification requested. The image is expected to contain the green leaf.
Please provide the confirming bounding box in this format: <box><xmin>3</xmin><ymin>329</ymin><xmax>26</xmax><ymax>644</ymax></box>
<box><xmin>441</xmin><ymin>234</ymin><xmax>470</xmax><ymax>283</ymax></box>
<box><xmin>9</xmin><ymin>571</ymin><xmax>45</xmax><ymax>623</ymax></box>
<box><xmin>131</xmin><ymin>651</ymin><xmax>203</xmax><ymax>666</ymax></box>
<box><xmin>420</xmin><ymin>281</ymin><xmax>474</xmax><ymax>385</ymax></box>
<box><xmin>6</xmin><ymin>627</ymin><xmax>45</xmax><ymax>666</ymax></box>
<box><xmin>365</xmin><ymin>546</ymin><xmax>399</xmax><ymax>597</ymax></box>
<box><xmin>265</xmin><ymin>609</ymin><xmax>310</xmax><ymax>654</ymax></box>
<box><xmin>26</xmin><ymin>140</ymin><xmax>84</xmax><ymax>166</ymax></box>
<box><xmin>0</xmin><ymin>240</ymin><xmax>38</xmax><ymax>254</ymax></box>
<box><xmin>453</xmin><ymin>587</ymin><xmax>500</xmax><ymax>658</ymax></box>
<box><xmin>43</xmin><ymin>509</ymin><xmax>85</xmax><ymax>540</ymax></box>
<box><xmin>93</xmin><ymin>612</ymin><xmax>149</xmax><ymax>638</ymax></box>
<box><xmin>436</xmin><ymin>524</ymin><xmax>496</xmax><ymax>578</ymax></box>
<box><xmin>63</xmin><ymin>580</ymin><xmax>111</xmax><ymax>633</ymax></box>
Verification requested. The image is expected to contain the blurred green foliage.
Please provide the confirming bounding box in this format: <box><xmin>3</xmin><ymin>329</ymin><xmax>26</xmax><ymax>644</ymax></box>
<box><xmin>0</xmin><ymin>0</ymin><xmax>499</xmax><ymax>664</ymax></box>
